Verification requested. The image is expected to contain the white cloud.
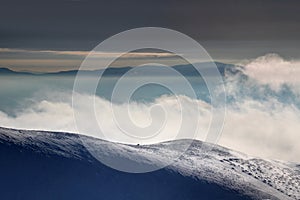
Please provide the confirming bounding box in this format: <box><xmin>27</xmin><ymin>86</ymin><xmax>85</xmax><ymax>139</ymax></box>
<box><xmin>0</xmin><ymin>94</ymin><xmax>211</xmax><ymax>144</ymax></box>
<box><xmin>241</xmin><ymin>53</ymin><xmax>300</xmax><ymax>91</ymax></box>
<box><xmin>219</xmin><ymin>99</ymin><xmax>300</xmax><ymax>162</ymax></box>
<box><xmin>0</xmin><ymin>92</ymin><xmax>300</xmax><ymax>162</ymax></box>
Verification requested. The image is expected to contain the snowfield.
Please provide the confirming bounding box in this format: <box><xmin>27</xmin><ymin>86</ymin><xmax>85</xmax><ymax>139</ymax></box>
<box><xmin>0</xmin><ymin>127</ymin><xmax>299</xmax><ymax>200</ymax></box>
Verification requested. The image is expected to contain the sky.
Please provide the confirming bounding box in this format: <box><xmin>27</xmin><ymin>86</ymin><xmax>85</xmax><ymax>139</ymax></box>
<box><xmin>1</xmin><ymin>0</ymin><xmax>300</xmax><ymax>72</ymax></box>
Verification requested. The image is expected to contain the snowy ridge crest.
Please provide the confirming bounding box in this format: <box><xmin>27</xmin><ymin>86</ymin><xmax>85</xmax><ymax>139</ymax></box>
<box><xmin>0</xmin><ymin>127</ymin><xmax>299</xmax><ymax>200</ymax></box>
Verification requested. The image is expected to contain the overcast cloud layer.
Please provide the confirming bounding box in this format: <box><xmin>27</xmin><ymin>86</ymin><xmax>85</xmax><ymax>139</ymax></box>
<box><xmin>1</xmin><ymin>0</ymin><xmax>300</xmax><ymax>66</ymax></box>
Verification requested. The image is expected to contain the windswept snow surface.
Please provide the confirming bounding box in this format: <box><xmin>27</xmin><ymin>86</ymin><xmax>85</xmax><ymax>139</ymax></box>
<box><xmin>0</xmin><ymin>127</ymin><xmax>299</xmax><ymax>200</ymax></box>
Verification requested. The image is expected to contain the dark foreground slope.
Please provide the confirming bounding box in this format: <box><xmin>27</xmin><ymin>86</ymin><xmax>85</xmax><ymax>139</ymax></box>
<box><xmin>0</xmin><ymin>127</ymin><xmax>298</xmax><ymax>200</ymax></box>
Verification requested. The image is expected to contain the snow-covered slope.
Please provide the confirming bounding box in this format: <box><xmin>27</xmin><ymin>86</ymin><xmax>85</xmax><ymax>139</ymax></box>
<box><xmin>0</xmin><ymin>127</ymin><xmax>299</xmax><ymax>200</ymax></box>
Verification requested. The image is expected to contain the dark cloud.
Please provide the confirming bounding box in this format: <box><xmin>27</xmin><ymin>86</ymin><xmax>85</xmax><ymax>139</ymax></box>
<box><xmin>1</xmin><ymin>0</ymin><xmax>300</xmax><ymax>50</ymax></box>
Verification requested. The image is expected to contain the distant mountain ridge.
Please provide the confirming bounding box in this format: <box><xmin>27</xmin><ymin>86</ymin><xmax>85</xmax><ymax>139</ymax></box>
<box><xmin>0</xmin><ymin>62</ymin><xmax>239</xmax><ymax>77</ymax></box>
<box><xmin>0</xmin><ymin>68</ymin><xmax>33</xmax><ymax>75</ymax></box>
